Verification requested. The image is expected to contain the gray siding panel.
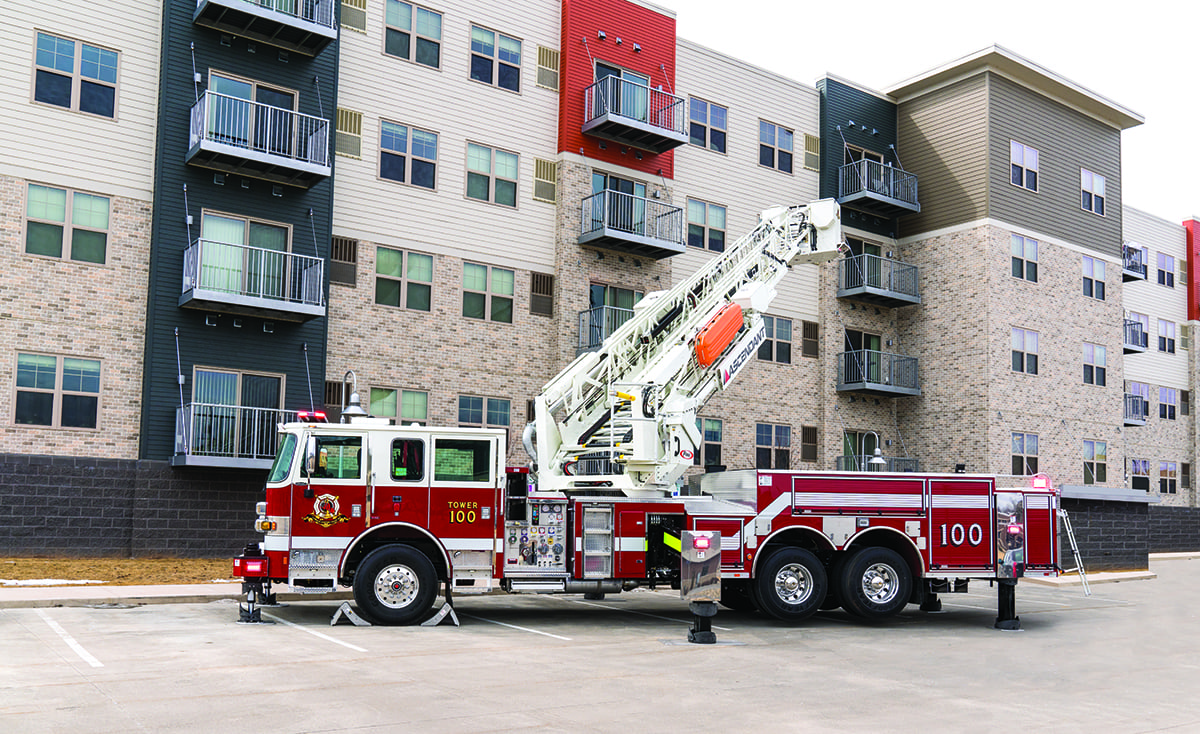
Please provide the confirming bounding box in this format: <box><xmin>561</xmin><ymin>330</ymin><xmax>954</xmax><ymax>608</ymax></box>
<box><xmin>897</xmin><ymin>74</ymin><xmax>988</xmax><ymax>236</ymax></box>
<box><xmin>987</xmin><ymin>74</ymin><xmax>1122</xmax><ymax>257</ymax></box>
<box><xmin>818</xmin><ymin>77</ymin><xmax>899</xmax><ymax>238</ymax></box>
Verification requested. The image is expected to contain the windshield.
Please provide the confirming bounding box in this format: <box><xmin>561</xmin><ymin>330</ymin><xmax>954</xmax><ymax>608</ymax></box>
<box><xmin>267</xmin><ymin>433</ymin><xmax>298</xmax><ymax>484</ymax></box>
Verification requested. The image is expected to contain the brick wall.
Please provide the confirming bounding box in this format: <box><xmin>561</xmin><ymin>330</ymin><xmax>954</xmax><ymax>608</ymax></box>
<box><xmin>0</xmin><ymin>452</ymin><xmax>263</xmax><ymax>558</ymax></box>
<box><xmin>1148</xmin><ymin>505</ymin><xmax>1200</xmax><ymax>552</ymax></box>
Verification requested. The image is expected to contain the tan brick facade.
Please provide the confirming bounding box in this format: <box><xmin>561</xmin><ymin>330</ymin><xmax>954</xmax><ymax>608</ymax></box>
<box><xmin>0</xmin><ymin>174</ymin><xmax>151</xmax><ymax>459</ymax></box>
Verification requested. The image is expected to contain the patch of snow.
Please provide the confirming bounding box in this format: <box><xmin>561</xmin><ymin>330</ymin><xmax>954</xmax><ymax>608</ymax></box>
<box><xmin>1</xmin><ymin>579</ymin><xmax>106</xmax><ymax>587</ymax></box>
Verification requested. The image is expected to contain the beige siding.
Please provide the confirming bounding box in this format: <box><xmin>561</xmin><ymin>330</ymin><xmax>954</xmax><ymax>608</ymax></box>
<box><xmin>672</xmin><ymin>38</ymin><xmax>820</xmax><ymax>321</ymax></box>
<box><xmin>897</xmin><ymin>74</ymin><xmax>988</xmax><ymax>237</ymax></box>
<box><xmin>1124</xmin><ymin>206</ymin><xmax>1189</xmax><ymax>389</ymax></box>
<box><xmin>0</xmin><ymin>0</ymin><xmax>160</xmax><ymax>200</ymax></box>
<box><xmin>332</xmin><ymin>0</ymin><xmax>560</xmax><ymax>273</ymax></box>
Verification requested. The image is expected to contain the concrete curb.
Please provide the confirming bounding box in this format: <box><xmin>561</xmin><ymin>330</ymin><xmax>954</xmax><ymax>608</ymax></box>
<box><xmin>0</xmin><ymin>583</ymin><xmax>351</xmax><ymax>610</ymax></box>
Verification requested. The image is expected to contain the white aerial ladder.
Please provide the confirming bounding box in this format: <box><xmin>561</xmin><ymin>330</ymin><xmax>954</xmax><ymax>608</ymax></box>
<box><xmin>523</xmin><ymin>200</ymin><xmax>845</xmax><ymax>496</ymax></box>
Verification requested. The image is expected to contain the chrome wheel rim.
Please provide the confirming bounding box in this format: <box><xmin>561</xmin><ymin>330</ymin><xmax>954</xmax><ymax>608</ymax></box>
<box><xmin>860</xmin><ymin>562</ymin><xmax>900</xmax><ymax>604</ymax></box>
<box><xmin>773</xmin><ymin>563</ymin><xmax>815</xmax><ymax>605</ymax></box>
<box><xmin>374</xmin><ymin>564</ymin><xmax>419</xmax><ymax>609</ymax></box>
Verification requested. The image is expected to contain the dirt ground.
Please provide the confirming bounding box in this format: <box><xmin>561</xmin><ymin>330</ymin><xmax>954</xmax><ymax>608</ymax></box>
<box><xmin>0</xmin><ymin>557</ymin><xmax>235</xmax><ymax>586</ymax></box>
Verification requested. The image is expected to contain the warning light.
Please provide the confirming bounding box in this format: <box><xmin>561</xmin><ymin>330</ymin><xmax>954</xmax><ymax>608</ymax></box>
<box><xmin>1030</xmin><ymin>473</ymin><xmax>1050</xmax><ymax>490</ymax></box>
<box><xmin>693</xmin><ymin>536</ymin><xmax>711</xmax><ymax>550</ymax></box>
<box><xmin>1007</xmin><ymin>524</ymin><xmax>1023</xmax><ymax>535</ymax></box>
<box><xmin>297</xmin><ymin>410</ymin><xmax>328</xmax><ymax>423</ymax></box>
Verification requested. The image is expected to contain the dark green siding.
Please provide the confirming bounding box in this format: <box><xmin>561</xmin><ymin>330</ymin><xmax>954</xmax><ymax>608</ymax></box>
<box><xmin>817</xmin><ymin>77</ymin><xmax>900</xmax><ymax>238</ymax></box>
<box><xmin>140</xmin><ymin>2</ymin><xmax>338</xmax><ymax>461</ymax></box>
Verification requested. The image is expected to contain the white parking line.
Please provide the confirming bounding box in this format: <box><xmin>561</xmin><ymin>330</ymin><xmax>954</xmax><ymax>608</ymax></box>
<box><xmin>460</xmin><ymin>613</ymin><xmax>572</xmax><ymax>640</ymax></box>
<box><xmin>554</xmin><ymin>597</ymin><xmax>734</xmax><ymax>631</ymax></box>
<box><xmin>36</xmin><ymin>609</ymin><xmax>102</xmax><ymax>668</ymax></box>
<box><xmin>262</xmin><ymin>613</ymin><xmax>368</xmax><ymax>652</ymax></box>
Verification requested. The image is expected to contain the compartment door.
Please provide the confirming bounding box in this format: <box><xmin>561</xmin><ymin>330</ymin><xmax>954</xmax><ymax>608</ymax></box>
<box><xmin>929</xmin><ymin>479</ymin><xmax>992</xmax><ymax>570</ymax></box>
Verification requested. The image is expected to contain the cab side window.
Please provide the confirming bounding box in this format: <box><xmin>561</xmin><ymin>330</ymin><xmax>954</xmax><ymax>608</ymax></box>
<box><xmin>391</xmin><ymin>438</ymin><xmax>425</xmax><ymax>481</ymax></box>
<box><xmin>433</xmin><ymin>438</ymin><xmax>492</xmax><ymax>482</ymax></box>
<box><xmin>313</xmin><ymin>436</ymin><xmax>362</xmax><ymax>479</ymax></box>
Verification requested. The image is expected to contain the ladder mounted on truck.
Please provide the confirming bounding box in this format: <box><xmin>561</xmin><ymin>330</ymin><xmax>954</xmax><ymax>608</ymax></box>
<box><xmin>524</xmin><ymin>201</ymin><xmax>845</xmax><ymax>496</ymax></box>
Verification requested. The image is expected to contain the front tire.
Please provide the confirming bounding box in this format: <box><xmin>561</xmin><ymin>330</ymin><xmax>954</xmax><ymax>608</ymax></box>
<box><xmin>839</xmin><ymin>547</ymin><xmax>911</xmax><ymax>621</ymax></box>
<box><xmin>754</xmin><ymin>548</ymin><xmax>827</xmax><ymax>622</ymax></box>
<box><xmin>353</xmin><ymin>545</ymin><xmax>438</xmax><ymax>625</ymax></box>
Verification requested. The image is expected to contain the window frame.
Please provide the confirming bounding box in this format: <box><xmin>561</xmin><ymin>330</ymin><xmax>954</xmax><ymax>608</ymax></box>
<box><xmin>469</xmin><ymin>24</ymin><xmax>522</xmax><ymax>93</ymax></box>
<box><xmin>1159</xmin><ymin>319</ymin><xmax>1176</xmax><ymax>354</ymax></box>
<box><xmin>1130</xmin><ymin>458</ymin><xmax>1151</xmax><ymax>491</ymax></box>
<box><xmin>1010</xmin><ymin>234</ymin><xmax>1038</xmax><ymax>282</ymax></box>
<box><xmin>382</xmin><ymin>0</ymin><xmax>443</xmax><ymax>68</ymax></box>
<box><xmin>1083</xmin><ymin>343</ymin><xmax>1106</xmax><ymax>387</ymax></box>
<box><xmin>695</xmin><ymin>417</ymin><xmax>723</xmax><ymax>468</ymax></box>
<box><xmin>1160</xmin><ymin>387</ymin><xmax>1177</xmax><ymax>421</ymax></box>
<box><xmin>379</xmin><ymin>119</ymin><xmax>439</xmax><ymax>190</ymax></box>
<box><xmin>374</xmin><ymin>246</ymin><xmax>433</xmax><ymax>311</ymax></box>
<box><xmin>1083</xmin><ymin>439</ymin><xmax>1107</xmax><ymax>485</ymax></box>
<box><xmin>1160</xmin><ymin>461</ymin><xmax>1178</xmax><ymax>494</ymax></box>
<box><xmin>465</xmin><ymin>141</ymin><xmax>519</xmax><ymax>208</ymax></box>
<box><xmin>457</xmin><ymin>395</ymin><xmax>511</xmax><ymax>452</ymax></box>
<box><xmin>1157</xmin><ymin>252</ymin><xmax>1176</xmax><ymax>288</ymax></box>
<box><xmin>758</xmin><ymin>119</ymin><xmax>794</xmax><ymax>174</ymax></box>
<box><xmin>1081</xmin><ymin>168</ymin><xmax>1106</xmax><ymax>216</ymax></box>
<box><xmin>1011</xmin><ymin>432</ymin><xmax>1038</xmax><ymax>476</ymax></box>
<box><xmin>462</xmin><ymin>262</ymin><xmax>515</xmax><ymax>324</ymax></box>
<box><xmin>24</xmin><ymin>182</ymin><xmax>111</xmax><ymax>265</ymax></box>
<box><xmin>688</xmin><ymin>97</ymin><xmax>727</xmax><ymax>154</ymax></box>
<box><xmin>1009</xmin><ymin>140</ymin><xmax>1038</xmax><ymax>191</ymax></box>
<box><xmin>1082</xmin><ymin>255</ymin><xmax>1105</xmax><ymax>300</ymax></box>
<box><xmin>370</xmin><ymin>386</ymin><xmax>429</xmax><ymax>425</ymax></box>
<box><xmin>31</xmin><ymin>31</ymin><xmax>120</xmax><ymax>120</ymax></box>
<box><xmin>757</xmin><ymin>315</ymin><xmax>793</xmax><ymax>365</ymax></box>
<box><xmin>755</xmin><ymin>423</ymin><xmax>791</xmax><ymax>470</ymax></box>
<box><xmin>686</xmin><ymin>198</ymin><xmax>726</xmax><ymax>252</ymax></box>
<box><xmin>13</xmin><ymin>352</ymin><xmax>102</xmax><ymax>430</ymax></box>
<box><xmin>1012</xmin><ymin>327</ymin><xmax>1039</xmax><ymax>375</ymax></box>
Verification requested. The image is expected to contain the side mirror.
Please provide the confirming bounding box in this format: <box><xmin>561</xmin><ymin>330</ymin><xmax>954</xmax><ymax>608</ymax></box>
<box><xmin>302</xmin><ymin>436</ymin><xmax>318</xmax><ymax>480</ymax></box>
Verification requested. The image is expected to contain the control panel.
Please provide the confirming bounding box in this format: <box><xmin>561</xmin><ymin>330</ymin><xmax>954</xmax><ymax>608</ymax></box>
<box><xmin>505</xmin><ymin>500</ymin><xmax>567</xmax><ymax>573</ymax></box>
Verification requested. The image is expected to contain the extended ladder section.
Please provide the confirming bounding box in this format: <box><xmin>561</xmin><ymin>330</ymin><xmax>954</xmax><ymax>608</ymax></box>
<box><xmin>525</xmin><ymin>200</ymin><xmax>844</xmax><ymax>496</ymax></box>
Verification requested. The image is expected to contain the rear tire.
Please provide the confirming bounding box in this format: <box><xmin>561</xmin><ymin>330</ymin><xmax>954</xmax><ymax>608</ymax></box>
<box><xmin>819</xmin><ymin>554</ymin><xmax>845</xmax><ymax>611</ymax></box>
<box><xmin>839</xmin><ymin>547</ymin><xmax>911</xmax><ymax>621</ymax></box>
<box><xmin>754</xmin><ymin>548</ymin><xmax>827</xmax><ymax>622</ymax></box>
<box><xmin>719</xmin><ymin>579</ymin><xmax>758</xmax><ymax>612</ymax></box>
<box><xmin>353</xmin><ymin>545</ymin><xmax>438</xmax><ymax>626</ymax></box>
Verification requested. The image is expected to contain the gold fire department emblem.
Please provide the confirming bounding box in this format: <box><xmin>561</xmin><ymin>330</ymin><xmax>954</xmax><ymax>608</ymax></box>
<box><xmin>302</xmin><ymin>494</ymin><xmax>350</xmax><ymax>528</ymax></box>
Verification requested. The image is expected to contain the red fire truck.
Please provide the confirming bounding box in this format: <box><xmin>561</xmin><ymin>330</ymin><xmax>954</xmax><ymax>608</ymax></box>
<box><xmin>232</xmin><ymin>201</ymin><xmax>1060</xmax><ymax>626</ymax></box>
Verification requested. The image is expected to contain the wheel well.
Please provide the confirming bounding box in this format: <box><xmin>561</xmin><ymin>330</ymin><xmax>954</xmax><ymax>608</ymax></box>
<box><xmin>755</xmin><ymin>526</ymin><xmax>835</xmax><ymax>575</ymax></box>
<box><xmin>340</xmin><ymin>525</ymin><xmax>447</xmax><ymax>585</ymax></box>
<box><xmin>842</xmin><ymin>528</ymin><xmax>923</xmax><ymax>583</ymax></box>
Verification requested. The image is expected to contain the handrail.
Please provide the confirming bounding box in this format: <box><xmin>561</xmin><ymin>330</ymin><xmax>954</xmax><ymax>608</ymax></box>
<box><xmin>175</xmin><ymin>403</ymin><xmax>298</xmax><ymax>459</ymax></box>
<box><xmin>838</xmin><ymin>159</ymin><xmax>918</xmax><ymax>206</ymax></box>
<box><xmin>580</xmin><ymin>190</ymin><xmax>684</xmax><ymax>245</ymax></box>
<box><xmin>189</xmin><ymin>90</ymin><xmax>330</xmax><ymax>168</ymax></box>
<box><xmin>198</xmin><ymin>0</ymin><xmax>338</xmax><ymax>30</ymax></box>
<box><xmin>182</xmin><ymin>238</ymin><xmax>324</xmax><ymax>307</ymax></box>
<box><xmin>577</xmin><ymin>305</ymin><xmax>635</xmax><ymax>352</ymax></box>
<box><xmin>583</xmin><ymin>76</ymin><xmax>686</xmax><ymax>136</ymax></box>
<box><xmin>837</xmin><ymin>349</ymin><xmax>920</xmax><ymax>390</ymax></box>
<box><xmin>838</xmin><ymin>253</ymin><xmax>919</xmax><ymax>298</ymax></box>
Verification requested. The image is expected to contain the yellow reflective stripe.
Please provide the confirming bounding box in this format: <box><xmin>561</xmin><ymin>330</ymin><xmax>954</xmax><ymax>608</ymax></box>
<box><xmin>663</xmin><ymin>531</ymin><xmax>681</xmax><ymax>552</ymax></box>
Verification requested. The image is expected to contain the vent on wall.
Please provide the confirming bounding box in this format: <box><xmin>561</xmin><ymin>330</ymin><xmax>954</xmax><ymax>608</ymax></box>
<box><xmin>533</xmin><ymin>158</ymin><xmax>557</xmax><ymax>204</ymax></box>
<box><xmin>530</xmin><ymin>272</ymin><xmax>554</xmax><ymax>316</ymax></box>
<box><xmin>330</xmin><ymin>236</ymin><xmax>358</xmax><ymax>286</ymax></box>
<box><xmin>336</xmin><ymin>108</ymin><xmax>363</xmax><ymax>159</ymax></box>
<box><xmin>341</xmin><ymin>0</ymin><xmax>367</xmax><ymax>32</ymax></box>
<box><xmin>536</xmin><ymin>46</ymin><xmax>560</xmax><ymax>91</ymax></box>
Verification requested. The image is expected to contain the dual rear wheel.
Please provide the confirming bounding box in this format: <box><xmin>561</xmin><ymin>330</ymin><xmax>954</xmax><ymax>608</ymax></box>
<box><xmin>751</xmin><ymin>546</ymin><xmax>912</xmax><ymax>622</ymax></box>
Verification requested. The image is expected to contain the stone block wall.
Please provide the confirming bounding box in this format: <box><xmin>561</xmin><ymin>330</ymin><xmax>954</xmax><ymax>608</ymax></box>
<box><xmin>1060</xmin><ymin>497</ymin><xmax>1149</xmax><ymax>572</ymax></box>
<box><xmin>1148</xmin><ymin>505</ymin><xmax>1200</xmax><ymax>552</ymax></box>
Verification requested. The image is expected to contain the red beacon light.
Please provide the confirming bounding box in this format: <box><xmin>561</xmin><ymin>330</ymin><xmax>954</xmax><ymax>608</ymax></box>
<box><xmin>297</xmin><ymin>410</ymin><xmax>328</xmax><ymax>423</ymax></box>
<box><xmin>692</xmin><ymin>535</ymin><xmax>711</xmax><ymax>550</ymax></box>
<box><xmin>1030</xmin><ymin>473</ymin><xmax>1051</xmax><ymax>490</ymax></box>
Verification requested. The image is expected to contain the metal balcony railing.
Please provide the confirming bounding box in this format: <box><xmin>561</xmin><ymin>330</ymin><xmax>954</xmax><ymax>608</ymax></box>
<box><xmin>582</xmin><ymin>76</ymin><xmax>687</xmax><ymax>152</ymax></box>
<box><xmin>175</xmin><ymin>403</ymin><xmax>297</xmax><ymax>463</ymax></box>
<box><xmin>578</xmin><ymin>305</ymin><xmax>635</xmax><ymax>353</ymax></box>
<box><xmin>193</xmin><ymin>0</ymin><xmax>338</xmax><ymax>56</ymax></box>
<box><xmin>579</xmin><ymin>190</ymin><xmax>685</xmax><ymax>257</ymax></box>
<box><xmin>835</xmin><ymin>455</ymin><xmax>920</xmax><ymax>472</ymax></box>
<box><xmin>838</xmin><ymin>253</ymin><xmax>920</xmax><ymax>304</ymax></box>
<box><xmin>182</xmin><ymin>238</ymin><xmax>324</xmax><ymax>308</ymax></box>
<box><xmin>837</xmin><ymin>349</ymin><xmax>920</xmax><ymax>394</ymax></box>
<box><xmin>838</xmin><ymin>159</ymin><xmax>919</xmax><ymax>211</ymax></box>
<box><xmin>1122</xmin><ymin>245</ymin><xmax>1147</xmax><ymax>280</ymax></box>
<box><xmin>189</xmin><ymin>90</ymin><xmax>330</xmax><ymax>169</ymax></box>
<box><xmin>212</xmin><ymin>0</ymin><xmax>338</xmax><ymax>30</ymax></box>
<box><xmin>1124</xmin><ymin>394</ymin><xmax>1149</xmax><ymax>425</ymax></box>
<box><xmin>1124</xmin><ymin>319</ymin><xmax>1148</xmax><ymax>352</ymax></box>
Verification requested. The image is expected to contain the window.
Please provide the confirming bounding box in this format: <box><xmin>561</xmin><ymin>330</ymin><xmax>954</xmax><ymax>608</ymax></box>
<box><xmin>1160</xmin><ymin>462</ymin><xmax>1177</xmax><ymax>494</ymax></box>
<box><xmin>696</xmin><ymin>418</ymin><xmax>722</xmax><ymax>468</ymax></box>
<box><xmin>25</xmin><ymin>184</ymin><xmax>110</xmax><ymax>264</ymax></box>
<box><xmin>14</xmin><ymin>353</ymin><xmax>100</xmax><ymax>428</ymax></box>
<box><xmin>803</xmin><ymin>134</ymin><xmax>820</xmax><ymax>171</ymax></box>
<box><xmin>1183</xmin><ymin>390</ymin><xmax>1190</xmax><ymax>416</ymax></box>
<box><xmin>686</xmin><ymin>199</ymin><xmax>726</xmax><ymax>251</ymax></box>
<box><xmin>1129</xmin><ymin>312</ymin><xmax>1149</xmax><ymax>349</ymax></box>
<box><xmin>1159</xmin><ymin>319</ymin><xmax>1176</xmax><ymax>354</ymax></box>
<box><xmin>463</xmin><ymin>263</ymin><xmax>514</xmax><ymax>323</ymax></box>
<box><xmin>330</xmin><ymin>236</ymin><xmax>357</xmax><ymax>286</ymax></box>
<box><xmin>1083</xmin><ymin>440</ymin><xmax>1106</xmax><ymax>485</ymax></box>
<box><xmin>371</xmin><ymin>388</ymin><xmax>428</xmax><ymax>425</ymax></box>
<box><xmin>434</xmin><ymin>437</ymin><xmax>493</xmax><ymax>482</ymax></box>
<box><xmin>380</xmin><ymin>121</ymin><xmax>438</xmax><ymax>189</ymax></box>
<box><xmin>33</xmin><ymin>32</ymin><xmax>118</xmax><ymax>118</ymax></box>
<box><xmin>1182</xmin><ymin>325</ymin><xmax>1192</xmax><ymax>351</ymax></box>
<box><xmin>801</xmin><ymin>321</ymin><xmax>819</xmax><ymax>358</ymax></box>
<box><xmin>1130</xmin><ymin>459</ymin><xmax>1151</xmax><ymax>490</ymax></box>
<box><xmin>757</xmin><ymin>315</ymin><xmax>792</xmax><ymax>364</ymax></box>
<box><xmin>1010</xmin><ymin>141</ymin><xmax>1038</xmax><ymax>191</ymax></box>
<box><xmin>311</xmin><ymin>435</ymin><xmax>362</xmax><ymax>479</ymax></box>
<box><xmin>1083</xmin><ymin>256</ymin><xmax>1105</xmax><ymax>300</ymax></box>
<box><xmin>530</xmin><ymin>272</ymin><xmax>553</xmax><ymax>316</ymax></box>
<box><xmin>536</xmin><ymin>46</ymin><xmax>559</xmax><ymax>90</ymax></box>
<box><xmin>1011</xmin><ymin>432</ymin><xmax>1038</xmax><ymax>475</ymax></box>
<box><xmin>336</xmin><ymin>108</ymin><xmax>363</xmax><ymax>158</ymax></box>
<box><xmin>1081</xmin><ymin>169</ymin><xmax>1105</xmax><ymax>215</ymax></box>
<box><xmin>458</xmin><ymin>396</ymin><xmax>510</xmax><ymax>439</ymax></box>
<box><xmin>196</xmin><ymin>212</ymin><xmax>292</xmax><ymax>297</ymax></box>
<box><xmin>758</xmin><ymin>120</ymin><xmax>793</xmax><ymax>173</ymax></box>
<box><xmin>1011</xmin><ymin>235</ymin><xmax>1037</xmax><ymax>282</ymax></box>
<box><xmin>1012</xmin><ymin>328</ymin><xmax>1038</xmax><ymax>374</ymax></box>
<box><xmin>1160</xmin><ymin>387</ymin><xmax>1177</xmax><ymax>420</ymax></box>
<box><xmin>384</xmin><ymin>0</ymin><xmax>442</xmax><ymax>67</ymax></box>
<box><xmin>466</xmin><ymin>143</ymin><xmax>518</xmax><ymax>207</ymax></box>
<box><xmin>470</xmin><ymin>26</ymin><xmax>521</xmax><ymax>92</ymax></box>
<box><xmin>1129</xmin><ymin>381</ymin><xmax>1150</xmax><ymax>416</ymax></box>
<box><xmin>390</xmin><ymin>438</ymin><xmax>425</xmax><ymax>481</ymax></box>
<box><xmin>800</xmin><ymin>426</ymin><xmax>818</xmax><ymax>463</ymax></box>
<box><xmin>755</xmin><ymin>424</ymin><xmax>791</xmax><ymax>469</ymax></box>
<box><xmin>190</xmin><ymin>368</ymin><xmax>283</xmax><ymax>458</ymax></box>
<box><xmin>1083</xmin><ymin>343</ymin><xmax>1106</xmax><ymax>386</ymax></box>
<box><xmin>533</xmin><ymin>158</ymin><xmax>557</xmax><ymax>203</ymax></box>
<box><xmin>1157</xmin><ymin>252</ymin><xmax>1175</xmax><ymax>287</ymax></box>
<box><xmin>1183</xmin><ymin>463</ymin><xmax>1192</xmax><ymax>490</ymax></box>
<box><xmin>688</xmin><ymin>98</ymin><xmax>727</xmax><ymax>153</ymax></box>
<box><xmin>375</xmin><ymin>247</ymin><xmax>433</xmax><ymax>310</ymax></box>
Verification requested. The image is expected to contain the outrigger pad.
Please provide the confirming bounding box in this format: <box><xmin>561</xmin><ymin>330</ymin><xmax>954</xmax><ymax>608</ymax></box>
<box><xmin>331</xmin><ymin>602</ymin><xmax>372</xmax><ymax>627</ymax></box>
<box><xmin>421</xmin><ymin>602</ymin><xmax>460</xmax><ymax>627</ymax></box>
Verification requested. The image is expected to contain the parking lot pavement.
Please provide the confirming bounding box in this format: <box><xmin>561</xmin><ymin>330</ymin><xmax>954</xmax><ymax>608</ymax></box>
<box><xmin>3</xmin><ymin>558</ymin><xmax>1198</xmax><ymax>734</ymax></box>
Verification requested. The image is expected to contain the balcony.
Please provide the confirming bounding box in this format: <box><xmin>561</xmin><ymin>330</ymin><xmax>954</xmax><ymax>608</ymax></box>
<box><xmin>172</xmin><ymin>403</ymin><xmax>297</xmax><ymax>468</ymax></box>
<box><xmin>187</xmin><ymin>91</ymin><xmax>331</xmax><ymax>188</ymax></box>
<box><xmin>577</xmin><ymin>305</ymin><xmax>634</xmax><ymax>354</ymax></box>
<box><xmin>838</xmin><ymin>159</ymin><xmax>920</xmax><ymax>218</ymax></box>
<box><xmin>1124</xmin><ymin>394</ymin><xmax>1148</xmax><ymax>426</ymax></box>
<box><xmin>582</xmin><ymin>76</ymin><xmax>687</xmax><ymax>154</ymax></box>
<box><xmin>837</xmin><ymin>254</ymin><xmax>920</xmax><ymax>307</ymax></box>
<box><xmin>835</xmin><ymin>455</ymin><xmax>920</xmax><ymax>472</ymax></box>
<box><xmin>578</xmin><ymin>190</ymin><xmax>685</xmax><ymax>260</ymax></box>
<box><xmin>1124</xmin><ymin>319</ymin><xmax>1148</xmax><ymax>354</ymax></box>
<box><xmin>1122</xmin><ymin>244</ymin><xmax>1147</xmax><ymax>281</ymax></box>
<box><xmin>180</xmin><ymin>238</ymin><xmax>325</xmax><ymax>321</ymax></box>
<box><xmin>837</xmin><ymin>350</ymin><xmax>921</xmax><ymax>396</ymax></box>
<box><xmin>193</xmin><ymin>0</ymin><xmax>338</xmax><ymax>57</ymax></box>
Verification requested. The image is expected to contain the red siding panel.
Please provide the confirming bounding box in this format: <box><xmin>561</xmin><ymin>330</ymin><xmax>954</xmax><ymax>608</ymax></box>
<box><xmin>1185</xmin><ymin>219</ymin><xmax>1199</xmax><ymax>322</ymax></box>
